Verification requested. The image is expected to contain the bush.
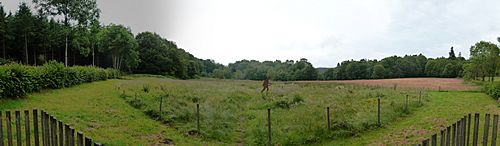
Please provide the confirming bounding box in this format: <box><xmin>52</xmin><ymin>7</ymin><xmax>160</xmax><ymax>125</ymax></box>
<box><xmin>0</xmin><ymin>58</ymin><xmax>13</xmax><ymax>65</ymax></box>
<box><xmin>483</xmin><ymin>82</ymin><xmax>500</xmax><ymax>100</ymax></box>
<box><xmin>0</xmin><ymin>61</ymin><xmax>120</xmax><ymax>98</ymax></box>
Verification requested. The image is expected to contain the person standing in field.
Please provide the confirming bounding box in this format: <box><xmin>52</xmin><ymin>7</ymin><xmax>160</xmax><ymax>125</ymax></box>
<box><xmin>261</xmin><ymin>76</ymin><xmax>272</xmax><ymax>93</ymax></box>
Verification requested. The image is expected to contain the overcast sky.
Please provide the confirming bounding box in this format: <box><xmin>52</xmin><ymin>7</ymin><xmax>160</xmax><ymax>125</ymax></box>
<box><xmin>3</xmin><ymin>0</ymin><xmax>500</xmax><ymax>67</ymax></box>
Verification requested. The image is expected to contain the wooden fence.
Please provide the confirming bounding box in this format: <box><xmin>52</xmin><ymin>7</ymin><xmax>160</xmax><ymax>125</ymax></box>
<box><xmin>417</xmin><ymin>113</ymin><xmax>499</xmax><ymax>146</ymax></box>
<box><xmin>0</xmin><ymin>109</ymin><xmax>102</xmax><ymax>146</ymax></box>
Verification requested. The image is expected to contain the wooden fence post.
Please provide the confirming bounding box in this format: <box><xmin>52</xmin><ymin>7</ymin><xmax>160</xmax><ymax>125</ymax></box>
<box><xmin>0</xmin><ymin>110</ymin><xmax>96</xmax><ymax>146</ymax></box>
<box><xmin>431</xmin><ymin>134</ymin><xmax>437</xmax><ymax>146</ymax></box>
<box><xmin>45</xmin><ymin>112</ymin><xmax>50</xmax><ymax>146</ymax></box>
<box><xmin>327</xmin><ymin>107</ymin><xmax>330</xmax><ymax>129</ymax></box>
<box><xmin>77</xmin><ymin>132</ymin><xmax>83</xmax><ymax>146</ymax></box>
<box><xmin>467</xmin><ymin>113</ymin><xmax>471</xmax><ymax>146</ymax></box>
<box><xmin>457</xmin><ymin>120</ymin><xmax>461</xmax><ymax>146</ymax></box>
<box><xmin>422</xmin><ymin>139</ymin><xmax>429</xmax><ymax>146</ymax></box>
<box><xmin>419</xmin><ymin>90</ymin><xmax>422</xmax><ymax>104</ymax></box>
<box><xmin>446</xmin><ymin>126</ymin><xmax>451</xmax><ymax>146</ymax></box>
<box><xmin>462</xmin><ymin>116</ymin><xmax>466</xmax><ymax>146</ymax></box>
<box><xmin>24</xmin><ymin>110</ymin><xmax>30</xmax><ymax>146</ymax></box>
<box><xmin>15</xmin><ymin>111</ymin><xmax>21</xmax><ymax>146</ymax></box>
<box><xmin>440</xmin><ymin>129</ymin><xmax>445</xmax><ymax>146</ymax></box>
<box><xmin>6</xmin><ymin>111</ymin><xmax>12</xmax><ymax>146</ymax></box>
<box><xmin>33</xmin><ymin>110</ymin><xmax>39</xmax><ymax>146</ymax></box>
<box><xmin>84</xmin><ymin>137</ymin><xmax>92</xmax><ymax>146</ymax></box>
<box><xmin>65</xmin><ymin>124</ymin><xmax>70</xmax><ymax>146</ymax></box>
<box><xmin>58</xmin><ymin>121</ymin><xmax>63</xmax><ymax>146</ymax></box>
<box><xmin>405</xmin><ymin>95</ymin><xmax>408</xmax><ymax>111</ymax></box>
<box><xmin>0</xmin><ymin>112</ymin><xmax>3</xmax><ymax>146</ymax></box>
<box><xmin>49</xmin><ymin>116</ymin><xmax>53</xmax><ymax>146</ymax></box>
<box><xmin>70</xmin><ymin>127</ymin><xmax>75</xmax><ymax>146</ymax></box>
<box><xmin>197</xmin><ymin>103</ymin><xmax>200</xmax><ymax>133</ymax></box>
<box><xmin>492</xmin><ymin>115</ymin><xmax>498</xmax><ymax>146</ymax></box>
<box><xmin>483</xmin><ymin>114</ymin><xmax>490</xmax><ymax>146</ymax></box>
<box><xmin>378</xmin><ymin>96</ymin><xmax>381</xmax><ymax>127</ymax></box>
<box><xmin>268</xmin><ymin>109</ymin><xmax>271</xmax><ymax>146</ymax></box>
<box><xmin>41</xmin><ymin>111</ymin><xmax>45</xmax><ymax>146</ymax></box>
<box><xmin>452</xmin><ymin>123</ymin><xmax>456</xmax><ymax>146</ymax></box>
<box><xmin>460</xmin><ymin>119</ymin><xmax>464</xmax><ymax>145</ymax></box>
<box><xmin>51</xmin><ymin>116</ymin><xmax>57</xmax><ymax>146</ymax></box>
<box><xmin>473</xmin><ymin>113</ymin><xmax>479</xmax><ymax>146</ymax></box>
<box><xmin>159</xmin><ymin>95</ymin><xmax>163</xmax><ymax>116</ymax></box>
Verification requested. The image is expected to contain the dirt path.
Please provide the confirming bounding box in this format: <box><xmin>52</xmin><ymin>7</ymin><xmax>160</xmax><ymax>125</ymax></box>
<box><xmin>235</xmin><ymin>101</ymin><xmax>249</xmax><ymax>146</ymax></box>
<box><xmin>235</xmin><ymin>114</ymin><xmax>246</xmax><ymax>146</ymax></box>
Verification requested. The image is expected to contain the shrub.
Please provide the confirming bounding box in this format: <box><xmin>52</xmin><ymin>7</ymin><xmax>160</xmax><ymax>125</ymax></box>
<box><xmin>0</xmin><ymin>58</ymin><xmax>13</xmax><ymax>65</ymax></box>
<box><xmin>273</xmin><ymin>94</ymin><xmax>304</xmax><ymax>109</ymax></box>
<box><xmin>483</xmin><ymin>82</ymin><xmax>500</xmax><ymax>100</ymax></box>
<box><xmin>0</xmin><ymin>61</ymin><xmax>120</xmax><ymax>98</ymax></box>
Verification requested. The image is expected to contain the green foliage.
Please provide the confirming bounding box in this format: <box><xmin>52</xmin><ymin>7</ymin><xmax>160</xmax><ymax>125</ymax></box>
<box><xmin>273</xmin><ymin>94</ymin><xmax>304</xmax><ymax>109</ymax></box>
<box><xmin>97</xmin><ymin>24</ymin><xmax>139</xmax><ymax>71</ymax></box>
<box><xmin>0</xmin><ymin>61</ymin><xmax>119</xmax><ymax>98</ymax></box>
<box><xmin>329</xmin><ymin>53</ymin><xmax>465</xmax><ymax>80</ymax></box>
<box><xmin>483</xmin><ymin>82</ymin><xmax>500</xmax><ymax>99</ymax></box>
<box><xmin>371</xmin><ymin>64</ymin><xmax>387</xmax><ymax>79</ymax></box>
<box><xmin>218</xmin><ymin>58</ymin><xmax>319</xmax><ymax>81</ymax></box>
<box><xmin>134</xmin><ymin>32</ymin><xmax>204</xmax><ymax>79</ymax></box>
<box><xmin>464</xmin><ymin>41</ymin><xmax>500</xmax><ymax>81</ymax></box>
<box><xmin>0</xmin><ymin>58</ymin><xmax>12</xmax><ymax>65</ymax></box>
<box><xmin>425</xmin><ymin>58</ymin><xmax>464</xmax><ymax>77</ymax></box>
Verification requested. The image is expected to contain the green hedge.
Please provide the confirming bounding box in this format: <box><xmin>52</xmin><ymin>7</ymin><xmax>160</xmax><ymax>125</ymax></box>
<box><xmin>0</xmin><ymin>61</ymin><xmax>120</xmax><ymax>98</ymax></box>
<box><xmin>483</xmin><ymin>82</ymin><xmax>500</xmax><ymax>100</ymax></box>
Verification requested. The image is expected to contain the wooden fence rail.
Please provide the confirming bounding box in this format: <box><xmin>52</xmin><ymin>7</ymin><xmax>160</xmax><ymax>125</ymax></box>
<box><xmin>0</xmin><ymin>109</ymin><xmax>102</xmax><ymax>146</ymax></box>
<box><xmin>417</xmin><ymin>113</ymin><xmax>499</xmax><ymax>146</ymax></box>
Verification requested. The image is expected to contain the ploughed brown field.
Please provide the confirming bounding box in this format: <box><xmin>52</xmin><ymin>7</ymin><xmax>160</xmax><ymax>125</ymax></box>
<box><xmin>300</xmin><ymin>78</ymin><xmax>479</xmax><ymax>91</ymax></box>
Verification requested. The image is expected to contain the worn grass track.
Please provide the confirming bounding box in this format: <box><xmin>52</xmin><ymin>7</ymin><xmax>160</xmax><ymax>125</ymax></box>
<box><xmin>317</xmin><ymin>91</ymin><xmax>500</xmax><ymax>145</ymax></box>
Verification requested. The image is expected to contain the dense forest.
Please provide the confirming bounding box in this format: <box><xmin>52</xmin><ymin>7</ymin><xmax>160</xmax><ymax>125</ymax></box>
<box><xmin>324</xmin><ymin>48</ymin><xmax>467</xmax><ymax>80</ymax></box>
<box><xmin>0</xmin><ymin>1</ymin><xmax>498</xmax><ymax>81</ymax></box>
<box><xmin>0</xmin><ymin>1</ymin><xmax>221</xmax><ymax>79</ymax></box>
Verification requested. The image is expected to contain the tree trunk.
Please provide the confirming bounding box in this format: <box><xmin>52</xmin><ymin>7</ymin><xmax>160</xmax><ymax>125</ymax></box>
<box><xmin>50</xmin><ymin>45</ymin><xmax>54</xmax><ymax>60</ymax></box>
<box><xmin>33</xmin><ymin>49</ymin><xmax>36</xmax><ymax>65</ymax></box>
<box><xmin>92</xmin><ymin>44</ymin><xmax>95</xmax><ymax>66</ymax></box>
<box><xmin>64</xmin><ymin>13</ymin><xmax>69</xmax><ymax>67</ymax></box>
<box><xmin>2</xmin><ymin>35</ymin><xmax>5</xmax><ymax>59</ymax></box>
<box><xmin>24</xmin><ymin>34</ymin><xmax>28</xmax><ymax>65</ymax></box>
<box><xmin>112</xmin><ymin>54</ymin><xmax>117</xmax><ymax>69</ymax></box>
<box><xmin>73</xmin><ymin>49</ymin><xmax>76</xmax><ymax>65</ymax></box>
<box><xmin>112</xmin><ymin>54</ymin><xmax>122</xmax><ymax>71</ymax></box>
<box><xmin>65</xmin><ymin>35</ymin><xmax>68</xmax><ymax>66</ymax></box>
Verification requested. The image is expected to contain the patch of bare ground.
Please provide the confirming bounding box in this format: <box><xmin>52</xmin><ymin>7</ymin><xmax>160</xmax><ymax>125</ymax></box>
<box><xmin>300</xmin><ymin>78</ymin><xmax>479</xmax><ymax>91</ymax></box>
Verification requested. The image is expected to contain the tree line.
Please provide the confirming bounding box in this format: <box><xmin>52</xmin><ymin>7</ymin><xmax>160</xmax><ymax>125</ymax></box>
<box><xmin>325</xmin><ymin>48</ymin><xmax>467</xmax><ymax>80</ymax></box>
<box><xmin>210</xmin><ymin>58</ymin><xmax>318</xmax><ymax>81</ymax></box>
<box><xmin>210</xmin><ymin>43</ymin><xmax>499</xmax><ymax>82</ymax></box>
<box><xmin>0</xmin><ymin>1</ymin><xmax>221</xmax><ymax>79</ymax></box>
<box><xmin>1</xmin><ymin>1</ymin><xmax>498</xmax><ymax>81</ymax></box>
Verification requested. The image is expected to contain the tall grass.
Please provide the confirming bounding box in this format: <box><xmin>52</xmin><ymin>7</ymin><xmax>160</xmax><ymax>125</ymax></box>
<box><xmin>117</xmin><ymin>77</ymin><xmax>428</xmax><ymax>145</ymax></box>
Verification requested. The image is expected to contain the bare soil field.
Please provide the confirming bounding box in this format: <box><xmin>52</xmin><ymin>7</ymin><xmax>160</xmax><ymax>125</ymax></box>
<box><xmin>301</xmin><ymin>78</ymin><xmax>479</xmax><ymax>91</ymax></box>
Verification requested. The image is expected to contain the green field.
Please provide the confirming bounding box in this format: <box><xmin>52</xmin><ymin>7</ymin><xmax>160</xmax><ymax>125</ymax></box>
<box><xmin>0</xmin><ymin>76</ymin><xmax>498</xmax><ymax>145</ymax></box>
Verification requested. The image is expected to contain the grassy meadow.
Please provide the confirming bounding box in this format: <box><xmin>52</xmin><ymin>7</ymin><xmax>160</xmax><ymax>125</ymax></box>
<box><xmin>0</xmin><ymin>76</ymin><xmax>498</xmax><ymax>145</ymax></box>
<box><xmin>117</xmin><ymin>76</ymin><xmax>426</xmax><ymax>145</ymax></box>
